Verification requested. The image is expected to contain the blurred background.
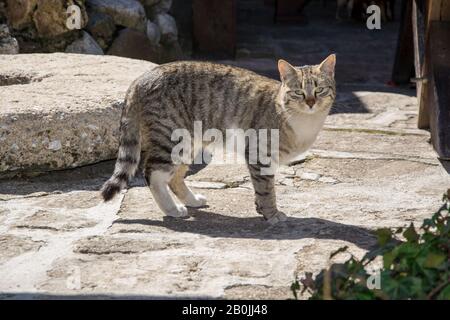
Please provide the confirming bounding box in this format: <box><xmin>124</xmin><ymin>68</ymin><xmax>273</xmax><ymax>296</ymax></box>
<box><xmin>0</xmin><ymin>0</ymin><xmax>401</xmax><ymax>85</ymax></box>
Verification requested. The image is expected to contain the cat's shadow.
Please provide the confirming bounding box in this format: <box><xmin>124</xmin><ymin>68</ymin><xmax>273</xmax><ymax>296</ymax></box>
<box><xmin>115</xmin><ymin>207</ymin><xmax>377</xmax><ymax>250</ymax></box>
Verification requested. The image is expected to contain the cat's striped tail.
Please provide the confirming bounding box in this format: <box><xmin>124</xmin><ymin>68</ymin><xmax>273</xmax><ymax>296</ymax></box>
<box><xmin>101</xmin><ymin>94</ymin><xmax>141</xmax><ymax>201</ymax></box>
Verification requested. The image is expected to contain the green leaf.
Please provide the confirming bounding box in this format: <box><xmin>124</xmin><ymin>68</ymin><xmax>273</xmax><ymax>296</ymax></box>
<box><xmin>392</xmin><ymin>277</ymin><xmax>424</xmax><ymax>299</ymax></box>
<box><xmin>437</xmin><ymin>284</ymin><xmax>450</xmax><ymax>300</ymax></box>
<box><xmin>383</xmin><ymin>251</ymin><xmax>396</xmax><ymax>269</ymax></box>
<box><xmin>403</xmin><ymin>223</ymin><xmax>419</xmax><ymax>243</ymax></box>
<box><xmin>424</xmin><ymin>252</ymin><xmax>446</xmax><ymax>268</ymax></box>
<box><xmin>376</xmin><ymin>228</ymin><xmax>392</xmax><ymax>246</ymax></box>
<box><xmin>422</xmin><ymin>218</ymin><xmax>433</xmax><ymax>229</ymax></box>
<box><xmin>290</xmin><ymin>280</ymin><xmax>300</xmax><ymax>300</ymax></box>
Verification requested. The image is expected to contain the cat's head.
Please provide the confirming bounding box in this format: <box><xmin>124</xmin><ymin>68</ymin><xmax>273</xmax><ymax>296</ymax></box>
<box><xmin>278</xmin><ymin>54</ymin><xmax>336</xmax><ymax>115</ymax></box>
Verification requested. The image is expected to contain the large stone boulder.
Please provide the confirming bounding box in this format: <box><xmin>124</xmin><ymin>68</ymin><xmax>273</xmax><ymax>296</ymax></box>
<box><xmin>87</xmin><ymin>0</ymin><xmax>146</xmax><ymax>32</ymax></box>
<box><xmin>145</xmin><ymin>0</ymin><xmax>172</xmax><ymax>18</ymax></box>
<box><xmin>7</xmin><ymin>0</ymin><xmax>88</xmax><ymax>37</ymax></box>
<box><xmin>140</xmin><ymin>0</ymin><xmax>160</xmax><ymax>7</ymax></box>
<box><xmin>6</xmin><ymin>0</ymin><xmax>37</xmax><ymax>30</ymax></box>
<box><xmin>65</xmin><ymin>30</ymin><xmax>104</xmax><ymax>55</ymax></box>
<box><xmin>85</xmin><ymin>11</ymin><xmax>116</xmax><ymax>49</ymax></box>
<box><xmin>33</xmin><ymin>0</ymin><xmax>88</xmax><ymax>38</ymax></box>
<box><xmin>154</xmin><ymin>12</ymin><xmax>177</xmax><ymax>44</ymax></box>
<box><xmin>107</xmin><ymin>28</ymin><xmax>160</xmax><ymax>62</ymax></box>
<box><xmin>4</xmin><ymin>0</ymin><xmax>89</xmax><ymax>53</ymax></box>
<box><xmin>0</xmin><ymin>24</ymin><xmax>19</xmax><ymax>54</ymax></box>
<box><xmin>146</xmin><ymin>20</ymin><xmax>160</xmax><ymax>46</ymax></box>
<box><xmin>0</xmin><ymin>53</ymin><xmax>156</xmax><ymax>176</ymax></box>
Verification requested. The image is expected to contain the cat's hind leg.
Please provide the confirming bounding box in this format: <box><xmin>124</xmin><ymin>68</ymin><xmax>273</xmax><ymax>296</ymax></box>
<box><xmin>169</xmin><ymin>165</ymin><xmax>207</xmax><ymax>208</ymax></box>
<box><xmin>146</xmin><ymin>167</ymin><xmax>188</xmax><ymax>218</ymax></box>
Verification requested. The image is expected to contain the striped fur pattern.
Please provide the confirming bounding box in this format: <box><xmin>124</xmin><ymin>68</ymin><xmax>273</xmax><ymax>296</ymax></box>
<box><xmin>101</xmin><ymin>55</ymin><xmax>336</xmax><ymax>223</ymax></box>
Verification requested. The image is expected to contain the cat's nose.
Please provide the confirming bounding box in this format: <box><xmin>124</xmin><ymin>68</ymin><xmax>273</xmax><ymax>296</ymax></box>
<box><xmin>305</xmin><ymin>98</ymin><xmax>315</xmax><ymax>108</ymax></box>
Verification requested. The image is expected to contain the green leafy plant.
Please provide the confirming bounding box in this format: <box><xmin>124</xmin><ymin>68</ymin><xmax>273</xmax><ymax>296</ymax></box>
<box><xmin>292</xmin><ymin>193</ymin><xmax>450</xmax><ymax>300</ymax></box>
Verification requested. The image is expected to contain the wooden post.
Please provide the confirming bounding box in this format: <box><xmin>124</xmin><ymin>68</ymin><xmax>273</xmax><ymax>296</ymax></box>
<box><xmin>416</xmin><ymin>0</ymin><xmax>450</xmax><ymax>158</ymax></box>
<box><xmin>418</xmin><ymin>0</ymin><xmax>442</xmax><ymax>129</ymax></box>
<box><xmin>412</xmin><ymin>0</ymin><xmax>428</xmax><ymax>129</ymax></box>
<box><xmin>425</xmin><ymin>22</ymin><xmax>450</xmax><ymax>159</ymax></box>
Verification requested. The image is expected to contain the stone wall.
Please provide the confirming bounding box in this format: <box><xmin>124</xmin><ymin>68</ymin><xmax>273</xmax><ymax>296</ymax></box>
<box><xmin>0</xmin><ymin>0</ymin><xmax>182</xmax><ymax>63</ymax></box>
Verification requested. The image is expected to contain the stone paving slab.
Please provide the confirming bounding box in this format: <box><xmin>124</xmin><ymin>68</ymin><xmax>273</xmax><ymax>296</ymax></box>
<box><xmin>0</xmin><ymin>54</ymin><xmax>155</xmax><ymax>175</ymax></box>
<box><xmin>0</xmin><ymin>126</ymin><xmax>448</xmax><ymax>298</ymax></box>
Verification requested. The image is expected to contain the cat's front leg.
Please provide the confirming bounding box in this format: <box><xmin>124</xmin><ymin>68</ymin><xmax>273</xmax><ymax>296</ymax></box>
<box><xmin>247</xmin><ymin>164</ymin><xmax>287</xmax><ymax>224</ymax></box>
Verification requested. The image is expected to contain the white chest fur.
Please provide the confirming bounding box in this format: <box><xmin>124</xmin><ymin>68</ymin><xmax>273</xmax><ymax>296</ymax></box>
<box><xmin>280</xmin><ymin>112</ymin><xmax>328</xmax><ymax>164</ymax></box>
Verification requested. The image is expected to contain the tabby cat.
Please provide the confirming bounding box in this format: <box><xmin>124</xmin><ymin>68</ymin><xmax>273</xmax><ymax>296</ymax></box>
<box><xmin>101</xmin><ymin>55</ymin><xmax>336</xmax><ymax>224</ymax></box>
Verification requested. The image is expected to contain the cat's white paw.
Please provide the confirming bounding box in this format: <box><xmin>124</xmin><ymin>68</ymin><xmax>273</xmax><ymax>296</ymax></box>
<box><xmin>185</xmin><ymin>194</ymin><xmax>207</xmax><ymax>207</ymax></box>
<box><xmin>266</xmin><ymin>211</ymin><xmax>288</xmax><ymax>225</ymax></box>
<box><xmin>165</xmin><ymin>204</ymin><xmax>188</xmax><ymax>218</ymax></box>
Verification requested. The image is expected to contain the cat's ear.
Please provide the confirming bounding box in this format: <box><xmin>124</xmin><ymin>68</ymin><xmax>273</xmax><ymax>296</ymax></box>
<box><xmin>278</xmin><ymin>59</ymin><xmax>297</xmax><ymax>84</ymax></box>
<box><xmin>318</xmin><ymin>54</ymin><xmax>336</xmax><ymax>78</ymax></box>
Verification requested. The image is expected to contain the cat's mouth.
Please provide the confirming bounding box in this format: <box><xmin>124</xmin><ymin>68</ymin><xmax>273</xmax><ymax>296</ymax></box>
<box><xmin>298</xmin><ymin>105</ymin><xmax>319</xmax><ymax>114</ymax></box>
<box><xmin>300</xmin><ymin>103</ymin><xmax>332</xmax><ymax>115</ymax></box>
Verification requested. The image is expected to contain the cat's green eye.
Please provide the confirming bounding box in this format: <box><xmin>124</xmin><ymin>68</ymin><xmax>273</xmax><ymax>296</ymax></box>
<box><xmin>315</xmin><ymin>87</ymin><xmax>324</xmax><ymax>93</ymax></box>
<box><xmin>293</xmin><ymin>90</ymin><xmax>305</xmax><ymax>98</ymax></box>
